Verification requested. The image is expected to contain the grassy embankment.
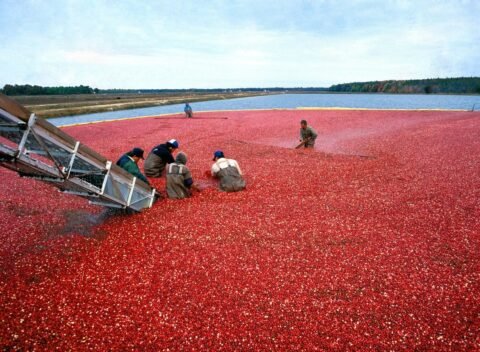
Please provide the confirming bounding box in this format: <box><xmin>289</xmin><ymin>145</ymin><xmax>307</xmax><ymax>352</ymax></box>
<box><xmin>12</xmin><ymin>91</ymin><xmax>272</xmax><ymax>118</ymax></box>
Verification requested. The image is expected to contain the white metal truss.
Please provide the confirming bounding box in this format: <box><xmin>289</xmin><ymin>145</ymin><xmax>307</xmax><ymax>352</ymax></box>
<box><xmin>0</xmin><ymin>94</ymin><xmax>157</xmax><ymax>212</ymax></box>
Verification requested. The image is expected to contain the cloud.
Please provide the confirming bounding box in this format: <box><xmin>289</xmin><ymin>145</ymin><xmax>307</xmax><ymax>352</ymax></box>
<box><xmin>0</xmin><ymin>0</ymin><xmax>479</xmax><ymax>88</ymax></box>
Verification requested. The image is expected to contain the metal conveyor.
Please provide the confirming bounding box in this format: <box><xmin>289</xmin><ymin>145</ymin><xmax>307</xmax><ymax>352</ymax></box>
<box><xmin>0</xmin><ymin>94</ymin><xmax>157</xmax><ymax>212</ymax></box>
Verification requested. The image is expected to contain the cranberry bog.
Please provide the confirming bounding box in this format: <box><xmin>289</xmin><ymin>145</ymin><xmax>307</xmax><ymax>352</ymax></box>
<box><xmin>1</xmin><ymin>109</ymin><xmax>479</xmax><ymax>350</ymax></box>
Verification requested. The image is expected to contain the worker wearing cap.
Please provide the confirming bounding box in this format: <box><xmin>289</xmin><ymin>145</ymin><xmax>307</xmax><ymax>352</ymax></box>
<box><xmin>299</xmin><ymin>120</ymin><xmax>318</xmax><ymax>148</ymax></box>
<box><xmin>166</xmin><ymin>152</ymin><xmax>197</xmax><ymax>199</ymax></box>
<box><xmin>116</xmin><ymin>147</ymin><xmax>149</xmax><ymax>184</ymax></box>
<box><xmin>144</xmin><ymin>139</ymin><xmax>179</xmax><ymax>177</ymax></box>
<box><xmin>211</xmin><ymin>150</ymin><xmax>246</xmax><ymax>192</ymax></box>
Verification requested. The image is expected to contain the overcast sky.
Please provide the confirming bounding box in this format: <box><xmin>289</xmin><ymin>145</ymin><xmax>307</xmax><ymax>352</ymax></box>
<box><xmin>1</xmin><ymin>0</ymin><xmax>479</xmax><ymax>89</ymax></box>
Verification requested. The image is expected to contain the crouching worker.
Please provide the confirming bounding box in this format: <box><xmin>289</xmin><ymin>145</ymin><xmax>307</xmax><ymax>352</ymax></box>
<box><xmin>166</xmin><ymin>152</ymin><xmax>198</xmax><ymax>199</ymax></box>
<box><xmin>184</xmin><ymin>103</ymin><xmax>193</xmax><ymax>118</ymax></box>
<box><xmin>211</xmin><ymin>150</ymin><xmax>246</xmax><ymax>192</ymax></box>
<box><xmin>144</xmin><ymin>139</ymin><xmax>179</xmax><ymax>177</ymax></box>
<box><xmin>116</xmin><ymin>147</ymin><xmax>150</xmax><ymax>184</ymax></box>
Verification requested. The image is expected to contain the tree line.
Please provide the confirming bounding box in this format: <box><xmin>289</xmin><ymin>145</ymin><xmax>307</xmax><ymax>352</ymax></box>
<box><xmin>0</xmin><ymin>85</ymin><xmax>328</xmax><ymax>96</ymax></box>
<box><xmin>92</xmin><ymin>87</ymin><xmax>329</xmax><ymax>94</ymax></box>
<box><xmin>1</xmin><ymin>84</ymin><xmax>98</xmax><ymax>95</ymax></box>
<box><xmin>329</xmin><ymin>77</ymin><xmax>480</xmax><ymax>94</ymax></box>
<box><xmin>2</xmin><ymin>77</ymin><xmax>480</xmax><ymax>96</ymax></box>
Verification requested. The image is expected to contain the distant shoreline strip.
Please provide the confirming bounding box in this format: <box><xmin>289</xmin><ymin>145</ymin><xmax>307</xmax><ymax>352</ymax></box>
<box><xmin>60</xmin><ymin>107</ymin><xmax>470</xmax><ymax>127</ymax></box>
<box><xmin>296</xmin><ymin>107</ymin><xmax>468</xmax><ymax>111</ymax></box>
<box><xmin>59</xmin><ymin>109</ymin><xmax>282</xmax><ymax>127</ymax></box>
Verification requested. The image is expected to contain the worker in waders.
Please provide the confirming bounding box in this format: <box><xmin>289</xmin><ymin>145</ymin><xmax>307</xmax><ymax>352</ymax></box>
<box><xmin>299</xmin><ymin>119</ymin><xmax>318</xmax><ymax>148</ymax></box>
<box><xmin>144</xmin><ymin>139</ymin><xmax>179</xmax><ymax>177</ymax></box>
<box><xmin>211</xmin><ymin>150</ymin><xmax>246</xmax><ymax>192</ymax></box>
<box><xmin>116</xmin><ymin>147</ymin><xmax>150</xmax><ymax>184</ymax></box>
<box><xmin>184</xmin><ymin>103</ymin><xmax>193</xmax><ymax>118</ymax></box>
<box><xmin>166</xmin><ymin>152</ymin><xmax>198</xmax><ymax>199</ymax></box>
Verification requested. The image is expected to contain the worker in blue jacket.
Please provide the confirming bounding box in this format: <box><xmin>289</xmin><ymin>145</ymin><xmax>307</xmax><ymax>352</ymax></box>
<box><xmin>184</xmin><ymin>103</ymin><xmax>193</xmax><ymax>118</ymax></box>
<box><xmin>144</xmin><ymin>139</ymin><xmax>179</xmax><ymax>177</ymax></box>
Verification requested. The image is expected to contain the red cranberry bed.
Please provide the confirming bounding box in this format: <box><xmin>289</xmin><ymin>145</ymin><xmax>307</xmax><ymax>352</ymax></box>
<box><xmin>0</xmin><ymin>109</ymin><xmax>479</xmax><ymax>351</ymax></box>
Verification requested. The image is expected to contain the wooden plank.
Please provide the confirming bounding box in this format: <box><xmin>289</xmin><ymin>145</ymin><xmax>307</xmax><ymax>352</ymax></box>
<box><xmin>0</xmin><ymin>94</ymin><xmax>32</xmax><ymax>122</ymax></box>
<box><xmin>77</xmin><ymin>143</ymin><xmax>109</xmax><ymax>164</ymax></box>
<box><xmin>35</xmin><ymin>118</ymin><xmax>78</xmax><ymax>149</ymax></box>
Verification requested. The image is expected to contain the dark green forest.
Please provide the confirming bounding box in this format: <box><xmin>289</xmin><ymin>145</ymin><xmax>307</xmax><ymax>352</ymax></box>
<box><xmin>1</xmin><ymin>84</ymin><xmax>98</xmax><ymax>95</ymax></box>
<box><xmin>2</xmin><ymin>77</ymin><xmax>480</xmax><ymax>96</ymax></box>
<box><xmin>0</xmin><ymin>85</ymin><xmax>328</xmax><ymax>95</ymax></box>
<box><xmin>329</xmin><ymin>77</ymin><xmax>480</xmax><ymax>94</ymax></box>
<box><xmin>0</xmin><ymin>85</ymin><xmax>316</xmax><ymax>95</ymax></box>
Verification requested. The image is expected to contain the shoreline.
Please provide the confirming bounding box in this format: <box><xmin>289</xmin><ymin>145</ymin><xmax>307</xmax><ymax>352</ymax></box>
<box><xmin>57</xmin><ymin>106</ymin><xmax>472</xmax><ymax>128</ymax></box>
<box><xmin>10</xmin><ymin>91</ymin><xmax>480</xmax><ymax>119</ymax></box>
<box><xmin>11</xmin><ymin>91</ymin><xmax>275</xmax><ymax>119</ymax></box>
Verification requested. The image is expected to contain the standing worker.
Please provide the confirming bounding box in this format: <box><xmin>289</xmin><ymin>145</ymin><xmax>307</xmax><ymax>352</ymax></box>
<box><xmin>144</xmin><ymin>139</ymin><xmax>179</xmax><ymax>178</ymax></box>
<box><xmin>116</xmin><ymin>147</ymin><xmax>150</xmax><ymax>184</ymax></box>
<box><xmin>211</xmin><ymin>150</ymin><xmax>246</xmax><ymax>192</ymax></box>
<box><xmin>184</xmin><ymin>103</ymin><xmax>193</xmax><ymax>118</ymax></box>
<box><xmin>298</xmin><ymin>119</ymin><xmax>318</xmax><ymax>148</ymax></box>
<box><xmin>166</xmin><ymin>152</ymin><xmax>198</xmax><ymax>199</ymax></box>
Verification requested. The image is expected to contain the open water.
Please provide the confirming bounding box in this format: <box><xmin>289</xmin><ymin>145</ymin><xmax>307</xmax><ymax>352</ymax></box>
<box><xmin>51</xmin><ymin>93</ymin><xmax>480</xmax><ymax>126</ymax></box>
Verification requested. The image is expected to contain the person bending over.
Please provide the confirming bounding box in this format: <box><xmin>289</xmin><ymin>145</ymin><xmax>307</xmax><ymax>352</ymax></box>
<box><xmin>144</xmin><ymin>139</ymin><xmax>179</xmax><ymax>177</ymax></box>
<box><xmin>299</xmin><ymin>119</ymin><xmax>318</xmax><ymax>148</ymax></box>
<box><xmin>116</xmin><ymin>147</ymin><xmax>149</xmax><ymax>184</ymax></box>
<box><xmin>184</xmin><ymin>103</ymin><xmax>193</xmax><ymax>118</ymax></box>
<box><xmin>166</xmin><ymin>152</ymin><xmax>198</xmax><ymax>199</ymax></box>
<box><xmin>211</xmin><ymin>150</ymin><xmax>246</xmax><ymax>192</ymax></box>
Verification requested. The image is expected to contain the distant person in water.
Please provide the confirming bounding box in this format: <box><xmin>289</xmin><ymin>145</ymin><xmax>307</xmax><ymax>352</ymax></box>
<box><xmin>299</xmin><ymin>119</ymin><xmax>318</xmax><ymax>148</ymax></box>
<box><xmin>144</xmin><ymin>139</ymin><xmax>179</xmax><ymax>177</ymax></box>
<box><xmin>184</xmin><ymin>103</ymin><xmax>193</xmax><ymax>118</ymax></box>
<box><xmin>116</xmin><ymin>147</ymin><xmax>149</xmax><ymax>184</ymax></box>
